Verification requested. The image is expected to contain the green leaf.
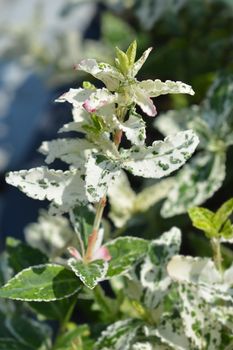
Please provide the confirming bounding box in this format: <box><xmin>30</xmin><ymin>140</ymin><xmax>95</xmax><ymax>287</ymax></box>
<box><xmin>121</xmin><ymin>130</ymin><xmax>199</xmax><ymax>179</ymax></box>
<box><xmin>221</xmin><ymin>220</ymin><xmax>233</xmax><ymax>239</ymax></box>
<box><xmin>115</xmin><ymin>47</ymin><xmax>129</xmax><ymax>75</ymax></box>
<box><xmin>6</xmin><ymin>237</ymin><xmax>48</xmax><ymax>273</ymax></box>
<box><xmin>53</xmin><ymin>324</ymin><xmax>93</xmax><ymax>350</ymax></box>
<box><xmin>70</xmin><ymin>205</ymin><xmax>95</xmax><ymax>251</ymax></box>
<box><xmin>188</xmin><ymin>207</ymin><xmax>216</xmax><ymax>238</ymax></box>
<box><xmin>105</xmin><ymin>237</ymin><xmax>149</xmax><ymax>277</ymax></box>
<box><xmin>213</xmin><ymin>198</ymin><xmax>233</xmax><ymax>232</ymax></box>
<box><xmin>126</xmin><ymin>40</ymin><xmax>137</xmax><ymax>67</ymax></box>
<box><xmin>161</xmin><ymin>152</ymin><xmax>226</xmax><ymax>218</ymax></box>
<box><xmin>0</xmin><ymin>264</ymin><xmax>82</xmax><ymax>301</ymax></box>
<box><xmin>68</xmin><ymin>259</ymin><xmax>108</xmax><ymax>289</ymax></box>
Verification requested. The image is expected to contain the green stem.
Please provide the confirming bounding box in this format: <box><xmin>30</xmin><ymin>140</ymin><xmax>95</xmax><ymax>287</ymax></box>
<box><xmin>211</xmin><ymin>238</ymin><xmax>223</xmax><ymax>275</ymax></box>
<box><xmin>53</xmin><ymin>295</ymin><xmax>77</xmax><ymax>349</ymax></box>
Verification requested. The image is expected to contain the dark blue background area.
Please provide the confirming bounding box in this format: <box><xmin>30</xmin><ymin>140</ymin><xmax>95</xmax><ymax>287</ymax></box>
<box><xmin>0</xmin><ymin>6</ymin><xmax>102</xmax><ymax>248</ymax></box>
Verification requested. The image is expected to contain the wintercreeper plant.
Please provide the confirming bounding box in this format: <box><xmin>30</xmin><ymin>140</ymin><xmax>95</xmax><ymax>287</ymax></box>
<box><xmin>0</xmin><ymin>41</ymin><xmax>211</xmax><ymax>349</ymax></box>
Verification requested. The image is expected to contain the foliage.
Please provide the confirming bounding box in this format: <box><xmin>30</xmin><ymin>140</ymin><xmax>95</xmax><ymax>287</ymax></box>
<box><xmin>1</xmin><ymin>40</ymin><xmax>233</xmax><ymax>349</ymax></box>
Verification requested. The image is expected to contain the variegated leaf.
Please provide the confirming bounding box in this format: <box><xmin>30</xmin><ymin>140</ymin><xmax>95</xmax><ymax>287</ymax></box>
<box><xmin>77</xmin><ymin>59</ymin><xmax>124</xmax><ymax>91</ymax></box>
<box><xmin>95</xmin><ymin>319</ymin><xmax>141</xmax><ymax>350</ymax></box>
<box><xmin>177</xmin><ymin>283</ymin><xmax>221</xmax><ymax>349</ymax></box>
<box><xmin>0</xmin><ymin>264</ymin><xmax>82</xmax><ymax>301</ymax></box>
<box><xmin>121</xmin><ymin>130</ymin><xmax>199</xmax><ymax>178</ymax></box>
<box><xmin>39</xmin><ymin>138</ymin><xmax>94</xmax><ymax>168</ymax></box>
<box><xmin>161</xmin><ymin>152</ymin><xmax>226</xmax><ymax>217</ymax></box>
<box><xmin>118</xmin><ymin>111</ymin><xmax>146</xmax><ymax>146</ymax></box>
<box><xmin>6</xmin><ymin>167</ymin><xmax>87</xmax><ymax>214</ymax></box>
<box><xmin>68</xmin><ymin>258</ymin><xmax>108</xmax><ymax>289</ymax></box>
<box><xmin>140</xmin><ymin>227</ymin><xmax>181</xmax><ymax>308</ymax></box>
<box><xmin>130</xmin><ymin>47</ymin><xmax>153</xmax><ymax>77</ymax></box>
<box><xmin>82</xmin><ymin>88</ymin><xmax>117</xmax><ymax>113</ymax></box>
<box><xmin>55</xmin><ymin>88</ymin><xmax>92</xmax><ymax>108</ymax></box>
<box><xmin>138</xmin><ymin>79</ymin><xmax>194</xmax><ymax>98</ymax></box>
<box><xmin>85</xmin><ymin>155</ymin><xmax>120</xmax><ymax>203</ymax></box>
<box><xmin>146</xmin><ymin>318</ymin><xmax>191</xmax><ymax>350</ymax></box>
<box><xmin>106</xmin><ymin>237</ymin><xmax>149</xmax><ymax>278</ymax></box>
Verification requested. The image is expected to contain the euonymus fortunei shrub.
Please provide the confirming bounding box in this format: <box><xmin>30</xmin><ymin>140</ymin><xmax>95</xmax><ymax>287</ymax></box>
<box><xmin>1</xmin><ymin>41</ymin><xmax>233</xmax><ymax>349</ymax></box>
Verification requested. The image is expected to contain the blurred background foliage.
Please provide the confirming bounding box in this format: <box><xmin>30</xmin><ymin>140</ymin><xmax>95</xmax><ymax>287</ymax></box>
<box><xmin>0</xmin><ymin>0</ymin><xmax>233</xmax><ymax>263</ymax></box>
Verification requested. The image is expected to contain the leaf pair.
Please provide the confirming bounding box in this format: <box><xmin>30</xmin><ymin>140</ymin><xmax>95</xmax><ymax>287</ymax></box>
<box><xmin>188</xmin><ymin>198</ymin><xmax>233</xmax><ymax>240</ymax></box>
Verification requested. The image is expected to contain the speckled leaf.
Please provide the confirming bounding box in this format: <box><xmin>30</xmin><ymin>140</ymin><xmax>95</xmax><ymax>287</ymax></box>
<box><xmin>6</xmin><ymin>167</ymin><xmax>88</xmax><ymax>214</ymax></box>
<box><xmin>105</xmin><ymin>237</ymin><xmax>149</xmax><ymax>277</ymax></box>
<box><xmin>177</xmin><ymin>283</ymin><xmax>221</xmax><ymax>349</ymax></box>
<box><xmin>121</xmin><ymin>130</ymin><xmax>199</xmax><ymax>178</ymax></box>
<box><xmin>140</xmin><ymin>227</ymin><xmax>181</xmax><ymax>308</ymax></box>
<box><xmin>147</xmin><ymin>318</ymin><xmax>190</xmax><ymax>350</ymax></box>
<box><xmin>85</xmin><ymin>155</ymin><xmax>120</xmax><ymax>203</ymax></box>
<box><xmin>39</xmin><ymin>138</ymin><xmax>94</xmax><ymax>168</ymax></box>
<box><xmin>68</xmin><ymin>258</ymin><xmax>108</xmax><ymax>289</ymax></box>
<box><xmin>0</xmin><ymin>264</ymin><xmax>82</xmax><ymax>301</ymax></box>
<box><xmin>95</xmin><ymin>319</ymin><xmax>141</xmax><ymax>350</ymax></box>
<box><xmin>161</xmin><ymin>152</ymin><xmax>226</xmax><ymax>217</ymax></box>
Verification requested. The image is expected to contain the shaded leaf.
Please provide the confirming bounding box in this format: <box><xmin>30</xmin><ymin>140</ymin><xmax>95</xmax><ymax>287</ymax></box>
<box><xmin>0</xmin><ymin>264</ymin><xmax>81</xmax><ymax>301</ymax></box>
<box><xmin>106</xmin><ymin>237</ymin><xmax>149</xmax><ymax>277</ymax></box>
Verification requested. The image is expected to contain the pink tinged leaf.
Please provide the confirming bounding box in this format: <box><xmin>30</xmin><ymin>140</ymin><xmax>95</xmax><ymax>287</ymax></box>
<box><xmin>92</xmin><ymin>246</ymin><xmax>112</xmax><ymax>262</ymax></box>
<box><xmin>68</xmin><ymin>246</ymin><xmax>82</xmax><ymax>261</ymax></box>
<box><xmin>134</xmin><ymin>87</ymin><xmax>157</xmax><ymax>117</ymax></box>
<box><xmin>83</xmin><ymin>100</ymin><xmax>97</xmax><ymax>113</ymax></box>
<box><xmin>83</xmin><ymin>89</ymin><xmax>117</xmax><ymax>113</ymax></box>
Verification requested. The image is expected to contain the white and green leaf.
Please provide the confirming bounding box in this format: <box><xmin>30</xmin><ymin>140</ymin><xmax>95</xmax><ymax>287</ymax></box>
<box><xmin>6</xmin><ymin>167</ymin><xmax>88</xmax><ymax>214</ymax></box>
<box><xmin>161</xmin><ymin>152</ymin><xmax>226</xmax><ymax>217</ymax></box>
<box><xmin>0</xmin><ymin>264</ymin><xmax>82</xmax><ymax>301</ymax></box>
<box><xmin>138</xmin><ymin>79</ymin><xmax>195</xmax><ymax>98</ymax></box>
<box><xmin>39</xmin><ymin>138</ymin><xmax>94</xmax><ymax>168</ymax></box>
<box><xmin>77</xmin><ymin>59</ymin><xmax>124</xmax><ymax>91</ymax></box>
<box><xmin>121</xmin><ymin>130</ymin><xmax>199</xmax><ymax>178</ymax></box>
<box><xmin>105</xmin><ymin>237</ymin><xmax>149</xmax><ymax>278</ymax></box>
<box><xmin>68</xmin><ymin>258</ymin><xmax>108</xmax><ymax>289</ymax></box>
<box><xmin>85</xmin><ymin>155</ymin><xmax>120</xmax><ymax>203</ymax></box>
